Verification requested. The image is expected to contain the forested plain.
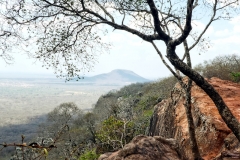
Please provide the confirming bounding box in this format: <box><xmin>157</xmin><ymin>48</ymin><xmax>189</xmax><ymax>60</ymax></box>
<box><xmin>1</xmin><ymin>54</ymin><xmax>240</xmax><ymax>160</ymax></box>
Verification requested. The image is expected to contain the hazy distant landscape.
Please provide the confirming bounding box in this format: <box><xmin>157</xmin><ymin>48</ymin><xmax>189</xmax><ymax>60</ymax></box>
<box><xmin>0</xmin><ymin>69</ymin><xmax>149</xmax><ymax>146</ymax></box>
<box><xmin>0</xmin><ymin>79</ymin><xmax>121</xmax><ymax>145</ymax></box>
<box><xmin>0</xmin><ymin>78</ymin><xmax>120</xmax><ymax>127</ymax></box>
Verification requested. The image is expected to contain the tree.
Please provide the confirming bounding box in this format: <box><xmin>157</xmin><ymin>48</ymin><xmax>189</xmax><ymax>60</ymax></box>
<box><xmin>74</xmin><ymin>112</ymin><xmax>98</xmax><ymax>143</ymax></box>
<box><xmin>2</xmin><ymin>0</ymin><xmax>240</xmax><ymax>159</ymax></box>
<box><xmin>38</xmin><ymin>102</ymin><xmax>84</xmax><ymax>159</ymax></box>
<box><xmin>96</xmin><ymin>116</ymin><xmax>134</xmax><ymax>152</ymax></box>
<box><xmin>0</xmin><ymin>0</ymin><xmax>30</xmax><ymax>64</ymax></box>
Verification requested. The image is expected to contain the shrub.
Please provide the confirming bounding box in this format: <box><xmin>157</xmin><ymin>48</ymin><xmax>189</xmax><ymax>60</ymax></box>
<box><xmin>79</xmin><ymin>149</ymin><xmax>99</xmax><ymax>160</ymax></box>
<box><xmin>231</xmin><ymin>72</ymin><xmax>240</xmax><ymax>82</ymax></box>
<box><xmin>194</xmin><ymin>54</ymin><xmax>240</xmax><ymax>82</ymax></box>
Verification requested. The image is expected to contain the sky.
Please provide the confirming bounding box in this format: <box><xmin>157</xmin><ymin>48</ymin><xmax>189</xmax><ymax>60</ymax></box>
<box><xmin>0</xmin><ymin>14</ymin><xmax>240</xmax><ymax>80</ymax></box>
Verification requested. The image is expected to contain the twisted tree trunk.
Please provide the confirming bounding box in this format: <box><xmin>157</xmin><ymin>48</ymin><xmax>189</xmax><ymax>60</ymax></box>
<box><xmin>167</xmin><ymin>46</ymin><xmax>240</xmax><ymax>141</ymax></box>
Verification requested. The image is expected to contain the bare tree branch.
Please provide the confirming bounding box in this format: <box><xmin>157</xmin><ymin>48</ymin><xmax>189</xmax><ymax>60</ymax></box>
<box><xmin>147</xmin><ymin>0</ymin><xmax>171</xmax><ymax>42</ymax></box>
<box><xmin>189</xmin><ymin>0</ymin><xmax>217</xmax><ymax>50</ymax></box>
<box><xmin>171</xmin><ymin>0</ymin><xmax>194</xmax><ymax>46</ymax></box>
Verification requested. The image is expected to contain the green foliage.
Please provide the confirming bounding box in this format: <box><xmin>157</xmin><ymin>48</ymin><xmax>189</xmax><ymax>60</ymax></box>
<box><xmin>93</xmin><ymin>76</ymin><xmax>176</xmax><ymax>120</ymax></box>
<box><xmin>194</xmin><ymin>54</ymin><xmax>240</xmax><ymax>82</ymax></box>
<box><xmin>79</xmin><ymin>149</ymin><xmax>99</xmax><ymax>160</ymax></box>
<box><xmin>98</xmin><ymin>116</ymin><xmax>124</xmax><ymax>139</ymax></box>
<box><xmin>92</xmin><ymin>76</ymin><xmax>177</xmax><ymax>151</ymax></box>
<box><xmin>93</xmin><ymin>77</ymin><xmax>177</xmax><ymax>152</ymax></box>
<box><xmin>96</xmin><ymin>116</ymin><xmax>134</xmax><ymax>151</ymax></box>
<box><xmin>117</xmin><ymin>83</ymin><xmax>146</xmax><ymax>98</ymax></box>
<box><xmin>37</xmin><ymin>102</ymin><xmax>87</xmax><ymax>159</ymax></box>
<box><xmin>142</xmin><ymin>76</ymin><xmax>177</xmax><ymax>99</ymax></box>
<box><xmin>231</xmin><ymin>72</ymin><xmax>240</xmax><ymax>82</ymax></box>
<box><xmin>133</xmin><ymin>109</ymin><xmax>153</xmax><ymax>135</ymax></box>
<box><xmin>10</xmin><ymin>76</ymin><xmax>177</xmax><ymax>159</ymax></box>
<box><xmin>143</xmin><ymin>109</ymin><xmax>154</xmax><ymax>117</ymax></box>
<box><xmin>137</xmin><ymin>96</ymin><xmax>158</xmax><ymax>110</ymax></box>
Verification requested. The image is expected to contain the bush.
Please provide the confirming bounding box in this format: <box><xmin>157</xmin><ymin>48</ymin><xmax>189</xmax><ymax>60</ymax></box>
<box><xmin>194</xmin><ymin>54</ymin><xmax>240</xmax><ymax>82</ymax></box>
<box><xmin>79</xmin><ymin>149</ymin><xmax>99</xmax><ymax>160</ymax></box>
<box><xmin>231</xmin><ymin>72</ymin><xmax>240</xmax><ymax>82</ymax></box>
<box><xmin>96</xmin><ymin>116</ymin><xmax>134</xmax><ymax>152</ymax></box>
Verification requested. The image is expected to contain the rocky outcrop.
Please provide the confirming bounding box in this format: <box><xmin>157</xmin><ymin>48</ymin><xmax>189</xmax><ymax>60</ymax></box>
<box><xmin>214</xmin><ymin>133</ymin><xmax>240</xmax><ymax>159</ymax></box>
<box><xmin>98</xmin><ymin>135</ymin><xmax>181</xmax><ymax>160</ymax></box>
<box><xmin>99</xmin><ymin>78</ymin><xmax>240</xmax><ymax>160</ymax></box>
<box><xmin>149</xmin><ymin>77</ymin><xmax>240</xmax><ymax>159</ymax></box>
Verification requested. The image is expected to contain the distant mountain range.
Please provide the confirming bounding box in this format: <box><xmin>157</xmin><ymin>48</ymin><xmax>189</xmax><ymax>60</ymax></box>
<box><xmin>77</xmin><ymin>69</ymin><xmax>150</xmax><ymax>85</ymax></box>
<box><xmin>0</xmin><ymin>69</ymin><xmax>150</xmax><ymax>85</ymax></box>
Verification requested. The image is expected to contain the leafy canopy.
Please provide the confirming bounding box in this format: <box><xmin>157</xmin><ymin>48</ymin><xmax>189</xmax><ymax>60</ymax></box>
<box><xmin>2</xmin><ymin>0</ymin><xmax>239</xmax><ymax>80</ymax></box>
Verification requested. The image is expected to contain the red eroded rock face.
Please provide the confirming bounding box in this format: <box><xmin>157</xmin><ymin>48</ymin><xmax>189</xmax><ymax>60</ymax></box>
<box><xmin>99</xmin><ymin>78</ymin><xmax>240</xmax><ymax>160</ymax></box>
<box><xmin>149</xmin><ymin>77</ymin><xmax>240</xmax><ymax>159</ymax></box>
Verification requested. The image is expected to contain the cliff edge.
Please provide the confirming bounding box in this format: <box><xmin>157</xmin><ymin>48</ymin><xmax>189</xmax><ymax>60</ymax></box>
<box><xmin>99</xmin><ymin>77</ymin><xmax>240</xmax><ymax>160</ymax></box>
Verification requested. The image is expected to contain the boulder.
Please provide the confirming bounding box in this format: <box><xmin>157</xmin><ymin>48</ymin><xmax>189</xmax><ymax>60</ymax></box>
<box><xmin>98</xmin><ymin>135</ymin><xmax>181</xmax><ymax>160</ymax></box>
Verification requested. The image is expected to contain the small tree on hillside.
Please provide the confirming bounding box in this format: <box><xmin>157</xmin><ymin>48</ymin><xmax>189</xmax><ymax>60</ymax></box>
<box><xmin>38</xmin><ymin>102</ymin><xmax>83</xmax><ymax>159</ymax></box>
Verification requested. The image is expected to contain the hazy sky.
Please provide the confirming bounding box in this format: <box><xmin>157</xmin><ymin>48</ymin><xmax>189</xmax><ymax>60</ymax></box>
<box><xmin>0</xmin><ymin>15</ymin><xmax>240</xmax><ymax>80</ymax></box>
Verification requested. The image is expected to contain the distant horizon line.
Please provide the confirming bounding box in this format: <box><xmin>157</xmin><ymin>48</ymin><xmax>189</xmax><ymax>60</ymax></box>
<box><xmin>0</xmin><ymin>69</ymin><xmax>163</xmax><ymax>80</ymax></box>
